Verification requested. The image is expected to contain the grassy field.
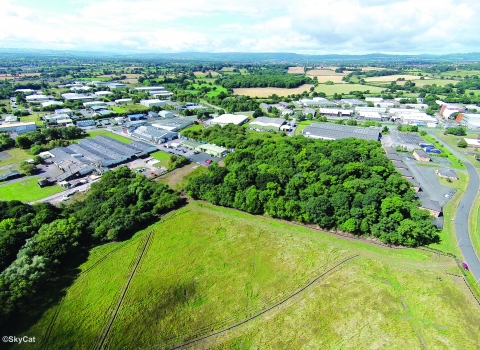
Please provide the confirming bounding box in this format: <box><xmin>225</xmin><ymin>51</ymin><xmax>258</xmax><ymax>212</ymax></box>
<box><xmin>0</xmin><ymin>147</ymin><xmax>31</xmax><ymax>168</ymax></box>
<box><xmin>86</xmin><ymin>130</ymin><xmax>133</xmax><ymax>144</ymax></box>
<box><xmin>150</xmin><ymin>150</ymin><xmax>171</xmax><ymax>168</ymax></box>
<box><xmin>411</xmin><ymin>79</ymin><xmax>460</xmax><ymax>87</ymax></box>
<box><xmin>439</xmin><ymin>70</ymin><xmax>480</xmax><ymax>78</ymax></box>
<box><xmin>192</xmin><ymin>83</ymin><xmax>227</xmax><ymax>98</ymax></box>
<box><xmin>469</xmin><ymin>194</ymin><xmax>480</xmax><ymax>263</ymax></box>
<box><xmin>111</xmin><ymin>104</ymin><xmax>149</xmax><ymax>114</ymax></box>
<box><xmin>180</xmin><ymin>124</ymin><xmax>204</xmax><ymax>135</ymax></box>
<box><xmin>15</xmin><ymin>201</ymin><xmax>480</xmax><ymax>349</ymax></box>
<box><xmin>314</xmin><ymin>83</ymin><xmax>384</xmax><ymax>96</ymax></box>
<box><xmin>0</xmin><ymin>176</ymin><xmax>63</xmax><ymax>202</ymax></box>
<box><xmin>157</xmin><ymin>164</ymin><xmax>208</xmax><ymax>190</ymax></box>
<box><xmin>364</xmin><ymin>75</ymin><xmax>422</xmax><ymax>83</ymax></box>
<box><xmin>234</xmin><ymin>84</ymin><xmax>314</xmax><ymax>98</ymax></box>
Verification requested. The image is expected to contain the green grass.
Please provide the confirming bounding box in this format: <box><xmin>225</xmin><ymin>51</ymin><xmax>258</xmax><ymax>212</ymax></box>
<box><xmin>191</xmin><ymin>83</ymin><xmax>227</xmax><ymax>98</ymax></box>
<box><xmin>86</xmin><ymin>130</ymin><xmax>132</xmax><ymax>144</ymax></box>
<box><xmin>439</xmin><ymin>70</ymin><xmax>480</xmax><ymax>78</ymax></box>
<box><xmin>0</xmin><ymin>148</ymin><xmax>31</xmax><ymax>168</ymax></box>
<box><xmin>469</xmin><ymin>194</ymin><xmax>480</xmax><ymax>267</ymax></box>
<box><xmin>314</xmin><ymin>83</ymin><xmax>384</xmax><ymax>96</ymax></box>
<box><xmin>16</xmin><ymin>202</ymin><xmax>480</xmax><ymax>349</ymax></box>
<box><xmin>0</xmin><ymin>176</ymin><xmax>63</xmax><ymax>202</ymax></box>
<box><xmin>180</xmin><ymin>124</ymin><xmax>204</xmax><ymax>135</ymax></box>
<box><xmin>412</xmin><ymin>79</ymin><xmax>460</xmax><ymax>87</ymax></box>
<box><xmin>78</xmin><ymin>77</ymin><xmax>111</xmax><ymax>81</ymax></box>
<box><xmin>294</xmin><ymin>120</ymin><xmax>314</xmax><ymax>134</ymax></box>
<box><xmin>429</xmin><ymin>172</ymin><xmax>468</xmax><ymax>256</ymax></box>
<box><xmin>111</xmin><ymin>104</ymin><xmax>149</xmax><ymax>114</ymax></box>
<box><xmin>150</xmin><ymin>150</ymin><xmax>171</xmax><ymax>168</ymax></box>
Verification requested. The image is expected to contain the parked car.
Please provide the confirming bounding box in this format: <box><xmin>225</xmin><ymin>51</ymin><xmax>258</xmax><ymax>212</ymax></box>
<box><xmin>205</xmin><ymin>159</ymin><xmax>212</xmax><ymax>164</ymax></box>
<box><xmin>461</xmin><ymin>262</ymin><xmax>469</xmax><ymax>271</ymax></box>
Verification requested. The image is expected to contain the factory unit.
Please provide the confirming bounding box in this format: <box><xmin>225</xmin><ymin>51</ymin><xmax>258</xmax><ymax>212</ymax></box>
<box><xmin>302</xmin><ymin>123</ymin><xmax>381</xmax><ymax>141</ymax></box>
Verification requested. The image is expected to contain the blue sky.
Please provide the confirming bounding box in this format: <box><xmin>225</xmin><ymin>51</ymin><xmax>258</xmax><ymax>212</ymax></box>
<box><xmin>2</xmin><ymin>0</ymin><xmax>480</xmax><ymax>54</ymax></box>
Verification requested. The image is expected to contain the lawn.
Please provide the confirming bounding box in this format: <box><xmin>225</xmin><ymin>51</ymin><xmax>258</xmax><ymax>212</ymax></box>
<box><xmin>180</xmin><ymin>123</ymin><xmax>204</xmax><ymax>135</ymax></box>
<box><xmin>111</xmin><ymin>104</ymin><xmax>149</xmax><ymax>114</ymax></box>
<box><xmin>86</xmin><ymin>130</ymin><xmax>133</xmax><ymax>144</ymax></box>
<box><xmin>294</xmin><ymin>120</ymin><xmax>314</xmax><ymax>135</ymax></box>
<box><xmin>314</xmin><ymin>83</ymin><xmax>384</xmax><ymax>96</ymax></box>
<box><xmin>469</xmin><ymin>194</ymin><xmax>480</xmax><ymax>264</ymax></box>
<box><xmin>0</xmin><ymin>148</ymin><xmax>31</xmax><ymax>168</ymax></box>
<box><xmin>15</xmin><ymin>202</ymin><xmax>480</xmax><ymax>349</ymax></box>
<box><xmin>0</xmin><ymin>176</ymin><xmax>63</xmax><ymax>202</ymax></box>
<box><xmin>150</xmin><ymin>150</ymin><xmax>171</xmax><ymax>168</ymax></box>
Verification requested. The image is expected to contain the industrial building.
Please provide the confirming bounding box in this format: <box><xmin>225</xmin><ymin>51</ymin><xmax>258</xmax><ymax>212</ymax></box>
<box><xmin>151</xmin><ymin>118</ymin><xmax>194</xmax><ymax>132</ymax></box>
<box><xmin>436</xmin><ymin>168</ymin><xmax>458</xmax><ymax>180</ymax></box>
<box><xmin>300</xmin><ymin>98</ymin><xmax>338</xmax><ymax>107</ymax></box>
<box><xmin>413</xmin><ymin>149</ymin><xmax>431</xmax><ymax>162</ymax></box>
<box><xmin>355</xmin><ymin>106</ymin><xmax>387</xmax><ymax>113</ymax></box>
<box><xmin>135</xmin><ymin>86</ymin><xmax>165</xmax><ymax>91</ymax></box>
<box><xmin>302</xmin><ymin>123</ymin><xmax>381</xmax><ymax>141</ymax></box>
<box><xmin>439</xmin><ymin>103</ymin><xmax>464</xmax><ymax>118</ymax></box>
<box><xmin>0</xmin><ymin>122</ymin><xmax>37</xmax><ymax>134</ymax></box>
<box><xmin>210</xmin><ymin>114</ymin><xmax>249</xmax><ymax>127</ymax></box>
<box><xmin>398</xmin><ymin>113</ymin><xmax>437</xmax><ymax>127</ymax></box>
<box><xmin>463</xmin><ymin>138</ymin><xmax>480</xmax><ymax>148</ymax></box>
<box><xmin>341</xmin><ymin>99</ymin><xmax>367</xmax><ymax>107</ymax></box>
<box><xmin>357</xmin><ymin>111</ymin><xmax>382</xmax><ymax>121</ymax></box>
<box><xmin>194</xmin><ymin>144</ymin><xmax>228</xmax><ymax>157</ymax></box>
<box><xmin>248</xmin><ymin>117</ymin><xmax>285</xmax><ymax>132</ymax></box>
<box><xmin>131</xmin><ymin>125</ymin><xmax>177</xmax><ymax>144</ymax></box>
<box><xmin>140</xmin><ymin>99</ymin><xmax>167</xmax><ymax>108</ymax></box>
<box><xmin>115</xmin><ymin>98</ymin><xmax>132</xmax><ymax>105</ymax></box>
<box><xmin>319</xmin><ymin>108</ymin><xmax>353</xmax><ymax>117</ymax></box>
<box><xmin>26</xmin><ymin>95</ymin><xmax>51</xmax><ymax>102</ymax></box>
<box><xmin>61</xmin><ymin>93</ymin><xmax>95</xmax><ymax>102</ymax></box>
<box><xmin>460</xmin><ymin>114</ymin><xmax>480</xmax><ymax>129</ymax></box>
<box><xmin>159</xmin><ymin>111</ymin><xmax>175</xmax><ymax>119</ymax></box>
<box><xmin>49</xmin><ymin>136</ymin><xmax>156</xmax><ymax>181</ymax></box>
<box><xmin>42</xmin><ymin>101</ymin><xmax>64</xmax><ymax>108</ymax></box>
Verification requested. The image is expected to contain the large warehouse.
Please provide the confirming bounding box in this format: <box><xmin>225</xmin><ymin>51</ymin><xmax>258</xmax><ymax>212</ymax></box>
<box><xmin>152</xmin><ymin>118</ymin><xmax>194</xmax><ymax>132</ymax></box>
<box><xmin>49</xmin><ymin>136</ymin><xmax>156</xmax><ymax>181</ymax></box>
<box><xmin>248</xmin><ymin>117</ymin><xmax>285</xmax><ymax>131</ymax></box>
<box><xmin>210</xmin><ymin>114</ymin><xmax>249</xmax><ymax>127</ymax></box>
<box><xmin>131</xmin><ymin>125</ymin><xmax>177</xmax><ymax>144</ymax></box>
<box><xmin>302</xmin><ymin>123</ymin><xmax>381</xmax><ymax>141</ymax></box>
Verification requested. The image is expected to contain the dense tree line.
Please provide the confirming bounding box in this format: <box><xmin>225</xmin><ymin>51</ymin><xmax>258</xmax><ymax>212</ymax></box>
<box><xmin>215</xmin><ymin>74</ymin><xmax>313</xmax><ymax>89</ymax></box>
<box><xmin>186</xmin><ymin>136</ymin><xmax>439</xmax><ymax>247</ymax></box>
<box><xmin>15</xmin><ymin>126</ymin><xmax>87</xmax><ymax>153</ymax></box>
<box><xmin>204</xmin><ymin>95</ymin><xmax>259</xmax><ymax>113</ymax></box>
<box><xmin>182</xmin><ymin>124</ymin><xmax>251</xmax><ymax>149</ymax></box>
<box><xmin>0</xmin><ymin>167</ymin><xmax>182</xmax><ymax>323</ymax></box>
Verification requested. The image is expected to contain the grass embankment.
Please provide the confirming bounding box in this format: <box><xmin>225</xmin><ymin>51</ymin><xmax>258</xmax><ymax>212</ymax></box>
<box><xmin>86</xmin><ymin>130</ymin><xmax>132</xmax><ymax>144</ymax></box>
<box><xmin>0</xmin><ymin>176</ymin><xmax>63</xmax><ymax>202</ymax></box>
<box><xmin>429</xmin><ymin>172</ymin><xmax>468</xmax><ymax>256</ymax></box>
<box><xmin>17</xmin><ymin>202</ymin><xmax>480</xmax><ymax>349</ymax></box>
<box><xmin>469</xmin><ymin>194</ymin><xmax>480</xmax><ymax>264</ymax></box>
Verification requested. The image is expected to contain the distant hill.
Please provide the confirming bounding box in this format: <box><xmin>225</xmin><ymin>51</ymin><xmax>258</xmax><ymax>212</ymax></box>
<box><xmin>0</xmin><ymin>48</ymin><xmax>480</xmax><ymax>65</ymax></box>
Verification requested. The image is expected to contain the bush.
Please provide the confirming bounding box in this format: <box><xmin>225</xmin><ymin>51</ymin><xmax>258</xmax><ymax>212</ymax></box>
<box><xmin>457</xmin><ymin>139</ymin><xmax>468</xmax><ymax>148</ymax></box>
<box><xmin>445</xmin><ymin>126</ymin><xmax>466</xmax><ymax>136</ymax></box>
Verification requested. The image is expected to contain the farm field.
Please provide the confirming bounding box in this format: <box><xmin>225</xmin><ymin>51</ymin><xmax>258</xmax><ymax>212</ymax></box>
<box><xmin>233</xmin><ymin>84</ymin><xmax>314</xmax><ymax>98</ymax></box>
<box><xmin>0</xmin><ymin>176</ymin><xmax>63</xmax><ymax>201</ymax></box>
<box><xmin>15</xmin><ymin>201</ymin><xmax>480</xmax><ymax>349</ymax></box>
<box><xmin>86</xmin><ymin>130</ymin><xmax>133</xmax><ymax>144</ymax></box>
<box><xmin>314</xmin><ymin>83</ymin><xmax>384</xmax><ymax>95</ymax></box>
<box><xmin>287</xmin><ymin>67</ymin><xmax>305</xmax><ymax>74</ymax></box>
<box><xmin>315</xmin><ymin>75</ymin><xmax>346</xmax><ymax>83</ymax></box>
<box><xmin>412</xmin><ymin>79</ymin><xmax>460</xmax><ymax>87</ymax></box>
<box><xmin>439</xmin><ymin>70</ymin><xmax>480</xmax><ymax>78</ymax></box>
<box><xmin>194</xmin><ymin>71</ymin><xmax>219</xmax><ymax>77</ymax></box>
<box><xmin>364</xmin><ymin>74</ymin><xmax>425</xmax><ymax>82</ymax></box>
<box><xmin>306</xmin><ymin>69</ymin><xmax>345</xmax><ymax>76</ymax></box>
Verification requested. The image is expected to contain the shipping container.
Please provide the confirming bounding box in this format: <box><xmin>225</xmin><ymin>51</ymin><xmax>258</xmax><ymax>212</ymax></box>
<box><xmin>419</xmin><ymin>143</ymin><xmax>434</xmax><ymax>148</ymax></box>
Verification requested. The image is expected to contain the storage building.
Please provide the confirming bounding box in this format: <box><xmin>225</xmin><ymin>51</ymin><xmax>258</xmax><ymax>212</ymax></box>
<box><xmin>302</xmin><ymin>123</ymin><xmax>381</xmax><ymax>141</ymax></box>
<box><xmin>210</xmin><ymin>114</ymin><xmax>249</xmax><ymax>127</ymax></box>
<box><xmin>248</xmin><ymin>117</ymin><xmax>285</xmax><ymax>132</ymax></box>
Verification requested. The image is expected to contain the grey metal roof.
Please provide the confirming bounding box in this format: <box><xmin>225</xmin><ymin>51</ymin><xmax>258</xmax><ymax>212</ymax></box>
<box><xmin>406</xmin><ymin>177</ymin><xmax>421</xmax><ymax>188</ymax></box>
<box><xmin>384</xmin><ymin>147</ymin><xmax>397</xmax><ymax>154</ymax></box>
<box><xmin>250</xmin><ymin>117</ymin><xmax>285</xmax><ymax>127</ymax></box>
<box><xmin>386</xmin><ymin>153</ymin><xmax>402</xmax><ymax>161</ymax></box>
<box><xmin>394</xmin><ymin>161</ymin><xmax>407</xmax><ymax>169</ymax></box>
<box><xmin>437</xmin><ymin>168</ymin><xmax>458</xmax><ymax>178</ymax></box>
<box><xmin>419</xmin><ymin>198</ymin><xmax>442</xmax><ymax>212</ymax></box>
<box><xmin>302</xmin><ymin>123</ymin><xmax>380</xmax><ymax>141</ymax></box>
<box><xmin>399</xmin><ymin>168</ymin><xmax>414</xmax><ymax>177</ymax></box>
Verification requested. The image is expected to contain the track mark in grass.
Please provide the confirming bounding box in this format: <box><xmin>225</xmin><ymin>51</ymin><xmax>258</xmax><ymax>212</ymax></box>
<box><xmin>41</xmin><ymin>298</ymin><xmax>64</xmax><ymax>348</ymax></box>
<box><xmin>168</xmin><ymin>254</ymin><xmax>359</xmax><ymax>350</ymax></box>
<box><xmin>96</xmin><ymin>230</ymin><xmax>154</xmax><ymax>350</ymax></box>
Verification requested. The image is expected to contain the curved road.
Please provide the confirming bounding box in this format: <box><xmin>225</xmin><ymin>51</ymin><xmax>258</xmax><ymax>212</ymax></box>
<box><xmin>429</xmin><ymin>133</ymin><xmax>480</xmax><ymax>282</ymax></box>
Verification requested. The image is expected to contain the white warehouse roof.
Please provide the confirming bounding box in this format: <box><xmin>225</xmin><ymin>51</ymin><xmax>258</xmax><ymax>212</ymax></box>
<box><xmin>211</xmin><ymin>114</ymin><xmax>249</xmax><ymax>126</ymax></box>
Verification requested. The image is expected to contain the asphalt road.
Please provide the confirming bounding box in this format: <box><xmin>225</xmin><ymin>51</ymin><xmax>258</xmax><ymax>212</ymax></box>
<box><xmin>429</xmin><ymin>133</ymin><xmax>480</xmax><ymax>282</ymax></box>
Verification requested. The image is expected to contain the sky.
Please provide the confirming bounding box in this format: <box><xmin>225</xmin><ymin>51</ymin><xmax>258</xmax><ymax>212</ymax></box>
<box><xmin>1</xmin><ymin>0</ymin><xmax>479</xmax><ymax>54</ymax></box>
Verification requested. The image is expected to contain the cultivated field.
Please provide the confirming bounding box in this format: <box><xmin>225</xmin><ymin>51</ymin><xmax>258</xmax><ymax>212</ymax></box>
<box><xmin>0</xmin><ymin>73</ymin><xmax>41</xmax><ymax>80</ymax></box>
<box><xmin>316</xmin><ymin>75</ymin><xmax>346</xmax><ymax>83</ymax></box>
<box><xmin>234</xmin><ymin>84</ymin><xmax>314</xmax><ymax>97</ymax></box>
<box><xmin>306</xmin><ymin>69</ymin><xmax>346</xmax><ymax>76</ymax></box>
<box><xmin>287</xmin><ymin>67</ymin><xmax>305</xmax><ymax>74</ymax></box>
<box><xmin>15</xmin><ymin>202</ymin><xmax>480</xmax><ymax>349</ymax></box>
<box><xmin>364</xmin><ymin>75</ymin><xmax>425</xmax><ymax>82</ymax></box>
<box><xmin>412</xmin><ymin>79</ymin><xmax>461</xmax><ymax>87</ymax></box>
<box><xmin>314</xmin><ymin>83</ymin><xmax>384</xmax><ymax>95</ymax></box>
<box><xmin>194</xmin><ymin>71</ymin><xmax>219</xmax><ymax>77</ymax></box>
<box><xmin>0</xmin><ymin>176</ymin><xmax>63</xmax><ymax>202</ymax></box>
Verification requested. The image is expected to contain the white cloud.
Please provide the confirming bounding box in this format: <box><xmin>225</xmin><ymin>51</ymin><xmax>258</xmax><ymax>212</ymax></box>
<box><xmin>0</xmin><ymin>0</ymin><xmax>479</xmax><ymax>53</ymax></box>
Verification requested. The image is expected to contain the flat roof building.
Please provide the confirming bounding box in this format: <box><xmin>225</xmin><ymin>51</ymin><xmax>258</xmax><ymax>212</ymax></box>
<box><xmin>210</xmin><ymin>114</ymin><xmax>249</xmax><ymax>127</ymax></box>
<box><xmin>341</xmin><ymin>99</ymin><xmax>367</xmax><ymax>107</ymax></box>
<box><xmin>463</xmin><ymin>138</ymin><xmax>480</xmax><ymax>148</ymax></box>
<box><xmin>135</xmin><ymin>86</ymin><xmax>165</xmax><ymax>91</ymax></box>
<box><xmin>94</xmin><ymin>91</ymin><xmax>113</xmax><ymax>96</ymax></box>
<box><xmin>42</xmin><ymin>100</ymin><xmax>64</xmax><ymax>108</ymax></box>
<box><xmin>302</xmin><ymin>123</ymin><xmax>381</xmax><ymax>141</ymax></box>
<box><xmin>115</xmin><ymin>98</ymin><xmax>132</xmax><ymax>105</ymax></box>
<box><xmin>61</xmin><ymin>93</ymin><xmax>95</xmax><ymax>102</ymax></box>
<box><xmin>26</xmin><ymin>94</ymin><xmax>50</xmax><ymax>102</ymax></box>
<box><xmin>140</xmin><ymin>99</ymin><xmax>167</xmax><ymax>108</ymax></box>
<box><xmin>131</xmin><ymin>125</ymin><xmax>177</xmax><ymax>144</ymax></box>
<box><xmin>248</xmin><ymin>117</ymin><xmax>285</xmax><ymax>132</ymax></box>
<box><xmin>194</xmin><ymin>144</ymin><xmax>228</xmax><ymax>157</ymax></box>
<box><xmin>159</xmin><ymin>111</ymin><xmax>175</xmax><ymax>119</ymax></box>
<box><xmin>152</xmin><ymin>118</ymin><xmax>194</xmax><ymax>132</ymax></box>
<box><xmin>319</xmin><ymin>108</ymin><xmax>354</xmax><ymax>116</ymax></box>
<box><xmin>0</xmin><ymin>122</ymin><xmax>37</xmax><ymax>134</ymax></box>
